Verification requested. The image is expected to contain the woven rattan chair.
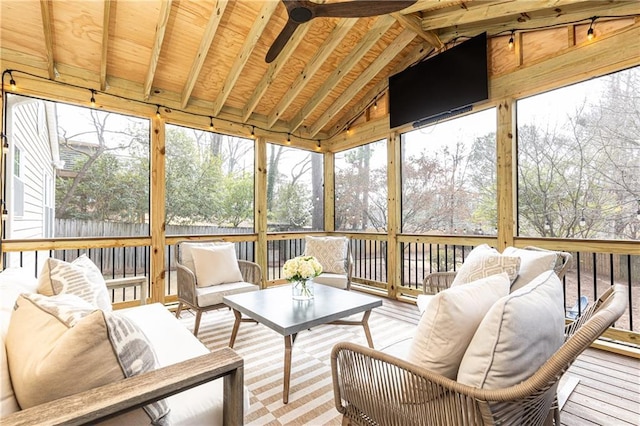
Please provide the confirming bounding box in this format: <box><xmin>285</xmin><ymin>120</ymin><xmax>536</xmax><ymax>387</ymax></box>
<box><xmin>332</xmin><ymin>284</ymin><xmax>627</xmax><ymax>426</ymax></box>
<box><xmin>422</xmin><ymin>246</ymin><xmax>572</xmax><ymax>297</ymax></box>
<box><xmin>174</xmin><ymin>240</ymin><xmax>261</xmax><ymax>336</ymax></box>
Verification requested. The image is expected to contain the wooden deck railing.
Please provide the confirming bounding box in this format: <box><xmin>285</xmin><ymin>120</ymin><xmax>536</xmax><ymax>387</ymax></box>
<box><xmin>2</xmin><ymin>234</ymin><xmax>638</xmax><ymax>341</ymax></box>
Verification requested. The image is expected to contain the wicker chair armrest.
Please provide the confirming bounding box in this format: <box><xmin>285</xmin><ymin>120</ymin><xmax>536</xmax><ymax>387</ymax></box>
<box><xmin>3</xmin><ymin>348</ymin><xmax>244</xmax><ymax>426</ymax></box>
<box><xmin>237</xmin><ymin>260</ymin><xmax>262</xmax><ymax>286</ymax></box>
<box><xmin>422</xmin><ymin>271</ymin><xmax>457</xmax><ymax>295</ymax></box>
<box><xmin>176</xmin><ymin>263</ymin><xmax>198</xmax><ymax>306</ymax></box>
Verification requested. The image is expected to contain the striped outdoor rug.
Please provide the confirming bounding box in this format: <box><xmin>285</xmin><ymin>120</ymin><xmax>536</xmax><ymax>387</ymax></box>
<box><xmin>177</xmin><ymin>296</ymin><xmax>418</xmax><ymax>425</ymax></box>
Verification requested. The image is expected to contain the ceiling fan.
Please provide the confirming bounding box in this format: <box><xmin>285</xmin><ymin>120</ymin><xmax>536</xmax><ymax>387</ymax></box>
<box><xmin>266</xmin><ymin>0</ymin><xmax>417</xmax><ymax>63</ymax></box>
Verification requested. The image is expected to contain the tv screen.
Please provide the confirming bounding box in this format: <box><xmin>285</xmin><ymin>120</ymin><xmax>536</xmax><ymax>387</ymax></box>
<box><xmin>389</xmin><ymin>32</ymin><xmax>488</xmax><ymax>129</ymax></box>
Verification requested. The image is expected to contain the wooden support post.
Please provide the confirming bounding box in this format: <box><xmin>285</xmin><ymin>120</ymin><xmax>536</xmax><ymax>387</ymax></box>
<box><xmin>386</xmin><ymin>132</ymin><xmax>401</xmax><ymax>298</ymax></box>
<box><xmin>496</xmin><ymin>98</ymin><xmax>516</xmax><ymax>251</ymax></box>
<box><xmin>150</xmin><ymin>116</ymin><xmax>166</xmax><ymax>303</ymax></box>
<box><xmin>255</xmin><ymin>137</ymin><xmax>267</xmax><ymax>288</ymax></box>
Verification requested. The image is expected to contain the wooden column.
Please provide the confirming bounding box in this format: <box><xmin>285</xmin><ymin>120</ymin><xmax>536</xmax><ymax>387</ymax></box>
<box><xmin>323</xmin><ymin>151</ymin><xmax>335</xmax><ymax>232</ymax></box>
<box><xmin>386</xmin><ymin>132</ymin><xmax>401</xmax><ymax>298</ymax></box>
<box><xmin>496</xmin><ymin>98</ymin><xmax>516</xmax><ymax>251</ymax></box>
<box><xmin>254</xmin><ymin>137</ymin><xmax>267</xmax><ymax>288</ymax></box>
<box><xmin>150</xmin><ymin>116</ymin><xmax>166</xmax><ymax>303</ymax></box>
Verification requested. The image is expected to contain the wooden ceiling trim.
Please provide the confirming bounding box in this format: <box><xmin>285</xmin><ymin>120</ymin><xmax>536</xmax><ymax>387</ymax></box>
<box><xmin>392</xmin><ymin>13</ymin><xmax>443</xmax><ymax>48</ymax></box>
<box><xmin>420</xmin><ymin>0</ymin><xmax>586</xmax><ymax>30</ymax></box>
<box><xmin>309</xmin><ymin>29</ymin><xmax>416</xmax><ymax>137</ymax></box>
<box><xmin>241</xmin><ymin>24</ymin><xmax>310</xmax><ymax>123</ymax></box>
<box><xmin>39</xmin><ymin>0</ymin><xmax>55</xmax><ymax>80</ymax></box>
<box><xmin>143</xmin><ymin>0</ymin><xmax>172</xmax><ymax>100</ymax></box>
<box><xmin>401</xmin><ymin>0</ymin><xmax>464</xmax><ymax>16</ymax></box>
<box><xmin>180</xmin><ymin>0</ymin><xmax>229</xmax><ymax>109</ymax></box>
<box><xmin>211</xmin><ymin>0</ymin><xmax>278</xmax><ymax>116</ymax></box>
<box><xmin>330</xmin><ymin>41</ymin><xmax>434</xmax><ymax>138</ymax></box>
<box><xmin>289</xmin><ymin>15</ymin><xmax>396</xmax><ymax>133</ymax></box>
<box><xmin>100</xmin><ymin>0</ymin><xmax>113</xmax><ymax>91</ymax></box>
<box><xmin>266</xmin><ymin>18</ymin><xmax>357</xmax><ymax>128</ymax></box>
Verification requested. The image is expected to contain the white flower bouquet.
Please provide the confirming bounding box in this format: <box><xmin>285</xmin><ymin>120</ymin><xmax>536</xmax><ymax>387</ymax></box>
<box><xmin>283</xmin><ymin>255</ymin><xmax>323</xmax><ymax>282</ymax></box>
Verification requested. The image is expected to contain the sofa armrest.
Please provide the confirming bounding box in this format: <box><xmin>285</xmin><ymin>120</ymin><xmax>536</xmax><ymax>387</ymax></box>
<box><xmin>2</xmin><ymin>348</ymin><xmax>244</xmax><ymax>426</ymax></box>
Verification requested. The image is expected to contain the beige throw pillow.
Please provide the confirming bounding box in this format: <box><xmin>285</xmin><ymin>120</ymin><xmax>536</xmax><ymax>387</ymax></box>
<box><xmin>6</xmin><ymin>293</ymin><xmax>168</xmax><ymax>424</ymax></box>
<box><xmin>407</xmin><ymin>273</ymin><xmax>510</xmax><ymax>379</ymax></box>
<box><xmin>503</xmin><ymin>247</ymin><xmax>557</xmax><ymax>291</ymax></box>
<box><xmin>451</xmin><ymin>252</ymin><xmax>520</xmax><ymax>287</ymax></box>
<box><xmin>457</xmin><ymin>270</ymin><xmax>565</xmax><ymax>390</ymax></box>
<box><xmin>304</xmin><ymin>236</ymin><xmax>348</xmax><ymax>274</ymax></box>
<box><xmin>38</xmin><ymin>255</ymin><xmax>112</xmax><ymax>311</ymax></box>
<box><xmin>190</xmin><ymin>243</ymin><xmax>244</xmax><ymax>287</ymax></box>
<box><xmin>179</xmin><ymin>240</ymin><xmax>224</xmax><ymax>274</ymax></box>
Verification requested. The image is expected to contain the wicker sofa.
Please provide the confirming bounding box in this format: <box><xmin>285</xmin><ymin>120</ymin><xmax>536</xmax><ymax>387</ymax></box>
<box><xmin>0</xmin><ymin>267</ymin><xmax>245</xmax><ymax>425</ymax></box>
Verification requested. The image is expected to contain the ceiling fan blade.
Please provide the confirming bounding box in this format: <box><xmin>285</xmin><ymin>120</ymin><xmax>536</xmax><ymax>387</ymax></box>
<box><xmin>266</xmin><ymin>19</ymin><xmax>300</xmax><ymax>63</ymax></box>
<box><xmin>313</xmin><ymin>0</ymin><xmax>417</xmax><ymax>18</ymax></box>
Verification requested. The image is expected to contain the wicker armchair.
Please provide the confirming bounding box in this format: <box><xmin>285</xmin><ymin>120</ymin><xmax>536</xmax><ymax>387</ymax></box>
<box><xmin>422</xmin><ymin>246</ymin><xmax>572</xmax><ymax>296</ymax></box>
<box><xmin>331</xmin><ymin>284</ymin><xmax>627</xmax><ymax>426</ymax></box>
<box><xmin>175</xmin><ymin>240</ymin><xmax>261</xmax><ymax>336</ymax></box>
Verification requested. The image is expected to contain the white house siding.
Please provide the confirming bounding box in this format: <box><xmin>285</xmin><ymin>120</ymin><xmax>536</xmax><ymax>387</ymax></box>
<box><xmin>5</xmin><ymin>96</ymin><xmax>56</xmax><ymax>269</ymax></box>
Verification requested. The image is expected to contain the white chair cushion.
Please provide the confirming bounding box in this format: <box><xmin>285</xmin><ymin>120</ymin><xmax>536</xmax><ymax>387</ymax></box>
<box><xmin>37</xmin><ymin>255</ymin><xmax>112</xmax><ymax>311</ymax></box>
<box><xmin>304</xmin><ymin>236</ymin><xmax>348</xmax><ymax>274</ymax></box>
<box><xmin>503</xmin><ymin>247</ymin><xmax>557</xmax><ymax>291</ymax></box>
<box><xmin>407</xmin><ymin>273</ymin><xmax>510</xmax><ymax>379</ymax></box>
<box><xmin>190</xmin><ymin>243</ymin><xmax>244</xmax><ymax>287</ymax></box>
<box><xmin>196</xmin><ymin>281</ymin><xmax>259</xmax><ymax>307</ymax></box>
<box><xmin>457</xmin><ymin>270</ymin><xmax>565</xmax><ymax>389</ymax></box>
<box><xmin>314</xmin><ymin>273</ymin><xmax>348</xmax><ymax>289</ymax></box>
<box><xmin>451</xmin><ymin>252</ymin><xmax>520</xmax><ymax>288</ymax></box>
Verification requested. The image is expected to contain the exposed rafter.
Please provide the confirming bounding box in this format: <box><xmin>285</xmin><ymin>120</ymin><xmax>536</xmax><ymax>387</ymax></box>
<box><xmin>309</xmin><ymin>29</ymin><xmax>416</xmax><ymax>137</ymax></box>
<box><xmin>211</xmin><ymin>0</ymin><xmax>278</xmax><ymax>116</ymax></box>
<box><xmin>289</xmin><ymin>15</ymin><xmax>396</xmax><ymax>133</ymax></box>
<box><xmin>241</xmin><ymin>24</ymin><xmax>310</xmax><ymax>123</ymax></box>
<box><xmin>143</xmin><ymin>0</ymin><xmax>172</xmax><ymax>100</ymax></box>
<box><xmin>181</xmin><ymin>0</ymin><xmax>228</xmax><ymax>108</ymax></box>
<box><xmin>266</xmin><ymin>18</ymin><xmax>357</xmax><ymax>128</ymax></box>
<box><xmin>39</xmin><ymin>0</ymin><xmax>55</xmax><ymax>80</ymax></box>
<box><xmin>100</xmin><ymin>0</ymin><xmax>113</xmax><ymax>91</ymax></box>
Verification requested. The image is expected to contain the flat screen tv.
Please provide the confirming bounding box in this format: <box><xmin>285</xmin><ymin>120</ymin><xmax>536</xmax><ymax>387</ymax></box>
<box><xmin>389</xmin><ymin>32</ymin><xmax>488</xmax><ymax>129</ymax></box>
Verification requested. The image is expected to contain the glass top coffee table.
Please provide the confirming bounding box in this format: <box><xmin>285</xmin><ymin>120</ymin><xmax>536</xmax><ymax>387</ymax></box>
<box><xmin>223</xmin><ymin>283</ymin><xmax>382</xmax><ymax>403</ymax></box>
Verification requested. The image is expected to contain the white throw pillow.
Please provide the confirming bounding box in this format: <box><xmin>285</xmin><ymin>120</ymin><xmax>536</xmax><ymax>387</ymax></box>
<box><xmin>407</xmin><ymin>272</ymin><xmax>510</xmax><ymax>379</ymax></box>
<box><xmin>503</xmin><ymin>247</ymin><xmax>557</xmax><ymax>291</ymax></box>
<box><xmin>457</xmin><ymin>270</ymin><xmax>565</xmax><ymax>389</ymax></box>
<box><xmin>179</xmin><ymin>240</ymin><xmax>225</xmax><ymax>274</ymax></box>
<box><xmin>38</xmin><ymin>255</ymin><xmax>112</xmax><ymax>311</ymax></box>
<box><xmin>451</xmin><ymin>252</ymin><xmax>520</xmax><ymax>288</ymax></box>
<box><xmin>190</xmin><ymin>243</ymin><xmax>244</xmax><ymax>287</ymax></box>
<box><xmin>304</xmin><ymin>236</ymin><xmax>348</xmax><ymax>274</ymax></box>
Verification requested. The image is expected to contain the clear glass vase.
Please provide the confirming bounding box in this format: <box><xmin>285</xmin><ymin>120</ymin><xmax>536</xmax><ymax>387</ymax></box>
<box><xmin>291</xmin><ymin>279</ymin><xmax>314</xmax><ymax>300</ymax></box>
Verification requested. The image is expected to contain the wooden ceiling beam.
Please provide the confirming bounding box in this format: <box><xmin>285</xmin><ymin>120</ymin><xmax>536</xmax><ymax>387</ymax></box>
<box><xmin>436</xmin><ymin>2</ymin><xmax>640</xmax><ymax>40</ymax></box>
<box><xmin>400</xmin><ymin>0</ymin><xmax>464</xmax><ymax>15</ymax></box>
<box><xmin>420</xmin><ymin>0</ymin><xmax>587</xmax><ymax>30</ymax></box>
<box><xmin>331</xmin><ymin>41</ymin><xmax>435</xmax><ymax>138</ymax></box>
<box><xmin>309</xmin><ymin>29</ymin><xmax>416</xmax><ymax>137</ymax></box>
<box><xmin>392</xmin><ymin>13</ymin><xmax>443</xmax><ymax>49</ymax></box>
<box><xmin>241</xmin><ymin>24</ymin><xmax>310</xmax><ymax>123</ymax></box>
<box><xmin>180</xmin><ymin>0</ymin><xmax>228</xmax><ymax>108</ymax></box>
<box><xmin>289</xmin><ymin>15</ymin><xmax>396</xmax><ymax>133</ymax></box>
<box><xmin>266</xmin><ymin>18</ymin><xmax>357</xmax><ymax>128</ymax></box>
<box><xmin>211</xmin><ymin>1</ymin><xmax>279</xmax><ymax>115</ymax></box>
<box><xmin>100</xmin><ymin>0</ymin><xmax>113</xmax><ymax>91</ymax></box>
<box><xmin>143</xmin><ymin>0</ymin><xmax>172</xmax><ymax>101</ymax></box>
<box><xmin>39</xmin><ymin>0</ymin><xmax>55</xmax><ymax>80</ymax></box>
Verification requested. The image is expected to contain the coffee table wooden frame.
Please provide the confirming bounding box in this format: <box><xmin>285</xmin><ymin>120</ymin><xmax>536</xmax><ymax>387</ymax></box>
<box><xmin>223</xmin><ymin>283</ymin><xmax>382</xmax><ymax>403</ymax></box>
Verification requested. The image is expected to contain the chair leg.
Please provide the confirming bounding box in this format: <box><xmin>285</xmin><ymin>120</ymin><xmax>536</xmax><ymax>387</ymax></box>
<box><xmin>193</xmin><ymin>309</ymin><xmax>203</xmax><ymax>336</ymax></box>
<box><xmin>175</xmin><ymin>302</ymin><xmax>183</xmax><ymax>319</ymax></box>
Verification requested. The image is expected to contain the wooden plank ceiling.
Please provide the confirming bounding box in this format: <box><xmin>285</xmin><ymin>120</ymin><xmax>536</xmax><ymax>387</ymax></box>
<box><xmin>1</xmin><ymin>0</ymin><xmax>638</xmax><ymax>142</ymax></box>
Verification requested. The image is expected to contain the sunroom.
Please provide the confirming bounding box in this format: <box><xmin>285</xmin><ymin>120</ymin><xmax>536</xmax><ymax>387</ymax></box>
<box><xmin>0</xmin><ymin>1</ymin><xmax>639</xmax><ymax>425</ymax></box>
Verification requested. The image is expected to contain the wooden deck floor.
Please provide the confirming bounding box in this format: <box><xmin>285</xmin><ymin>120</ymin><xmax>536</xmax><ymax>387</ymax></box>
<box><xmin>376</xmin><ymin>293</ymin><xmax>640</xmax><ymax>426</ymax></box>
